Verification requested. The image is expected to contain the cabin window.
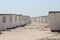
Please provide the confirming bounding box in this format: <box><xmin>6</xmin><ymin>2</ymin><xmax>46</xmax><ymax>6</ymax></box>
<box><xmin>3</xmin><ymin>16</ymin><xmax>6</xmax><ymax>23</ymax></box>
<box><xmin>10</xmin><ymin>16</ymin><xmax>12</xmax><ymax>22</ymax></box>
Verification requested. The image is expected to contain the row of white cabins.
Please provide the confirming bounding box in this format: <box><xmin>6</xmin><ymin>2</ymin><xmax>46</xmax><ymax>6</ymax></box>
<box><xmin>0</xmin><ymin>14</ymin><xmax>31</xmax><ymax>31</ymax></box>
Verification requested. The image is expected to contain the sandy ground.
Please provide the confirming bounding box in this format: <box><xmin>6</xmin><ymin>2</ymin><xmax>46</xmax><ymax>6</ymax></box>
<box><xmin>0</xmin><ymin>23</ymin><xmax>60</xmax><ymax>40</ymax></box>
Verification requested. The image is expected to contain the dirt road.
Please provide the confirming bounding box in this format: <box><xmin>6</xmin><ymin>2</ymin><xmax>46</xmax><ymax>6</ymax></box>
<box><xmin>0</xmin><ymin>23</ymin><xmax>60</xmax><ymax>40</ymax></box>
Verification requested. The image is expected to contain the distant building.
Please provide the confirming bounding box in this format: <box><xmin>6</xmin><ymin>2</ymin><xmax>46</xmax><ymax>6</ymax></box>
<box><xmin>31</xmin><ymin>15</ymin><xmax>49</xmax><ymax>23</ymax></box>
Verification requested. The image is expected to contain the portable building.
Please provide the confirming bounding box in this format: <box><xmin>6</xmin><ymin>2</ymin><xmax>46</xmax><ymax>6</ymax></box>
<box><xmin>11</xmin><ymin>14</ymin><xmax>17</xmax><ymax>28</ymax></box>
<box><xmin>49</xmin><ymin>11</ymin><xmax>60</xmax><ymax>32</ymax></box>
<box><xmin>22</xmin><ymin>16</ymin><xmax>26</xmax><ymax>26</ymax></box>
<box><xmin>18</xmin><ymin>14</ymin><xmax>23</xmax><ymax>26</ymax></box>
<box><xmin>0</xmin><ymin>14</ymin><xmax>18</xmax><ymax>30</ymax></box>
<box><xmin>0</xmin><ymin>15</ymin><xmax>5</xmax><ymax>30</ymax></box>
<box><xmin>23</xmin><ymin>15</ymin><xmax>28</xmax><ymax>24</ymax></box>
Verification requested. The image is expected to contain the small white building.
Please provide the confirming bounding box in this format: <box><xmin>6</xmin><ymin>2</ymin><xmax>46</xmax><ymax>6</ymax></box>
<box><xmin>24</xmin><ymin>15</ymin><xmax>30</xmax><ymax>24</ymax></box>
<box><xmin>17</xmin><ymin>14</ymin><xmax>23</xmax><ymax>26</ymax></box>
<box><xmin>0</xmin><ymin>14</ymin><xmax>17</xmax><ymax>30</ymax></box>
<box><xmin>49</xmin><ymin>11</ymin><xmax>60</xmax><ymax>32</ymax></box>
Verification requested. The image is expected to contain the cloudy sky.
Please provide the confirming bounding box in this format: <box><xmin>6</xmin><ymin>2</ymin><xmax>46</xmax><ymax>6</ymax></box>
<box><xmin>0</xmin><ymin>0</ymin><xmax>60</xmax><ymax>17</ymax></box>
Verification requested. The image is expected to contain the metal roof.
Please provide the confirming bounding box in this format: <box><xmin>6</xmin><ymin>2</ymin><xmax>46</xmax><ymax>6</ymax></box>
<box><xmin>49</xmin><ymin>11</ymin><xmax>60</xmax><ymax>13</ymax></box>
